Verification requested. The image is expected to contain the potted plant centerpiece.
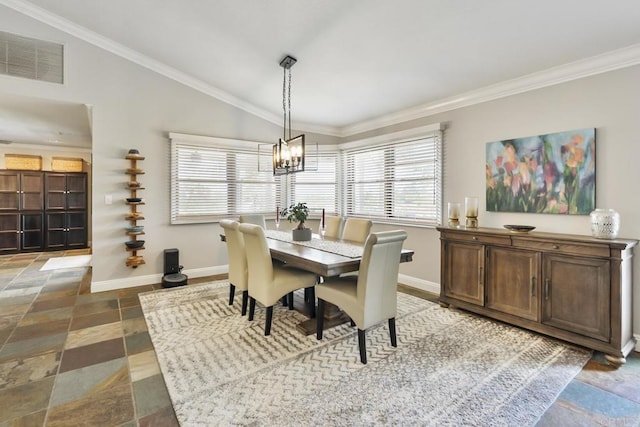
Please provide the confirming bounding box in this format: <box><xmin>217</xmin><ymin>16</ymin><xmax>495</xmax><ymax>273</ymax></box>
<box><xmin>282</xmin><ymin>202</ymin><xmax>312</xmax><ymax>241</ymax></box>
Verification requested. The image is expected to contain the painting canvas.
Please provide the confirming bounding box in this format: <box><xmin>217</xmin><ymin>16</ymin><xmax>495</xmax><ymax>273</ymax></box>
<box><xmin>486</xmin><ymin>128</ymin><xmax>595</xmax><ymax>214</ymax></box>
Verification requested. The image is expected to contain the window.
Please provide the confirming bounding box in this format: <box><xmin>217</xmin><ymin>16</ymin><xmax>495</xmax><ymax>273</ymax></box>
<box><xmin>170</xmin><ymin>125</ymin><xmax>441</xmax><ymax>227</ymax></box>
<box><xmin>290</xmin><ymin>151</ymin><xmax>339</xmax><ymax>216</ymax></box>
<box><xmin>344</xmin><ymin>132</ymin><xmax>441</xmax><ymax>226</ymax></box>
<box><xmin>170</xmin><ymin>135</ymin><xmax>277</xmax><ymax>224</ymax></box>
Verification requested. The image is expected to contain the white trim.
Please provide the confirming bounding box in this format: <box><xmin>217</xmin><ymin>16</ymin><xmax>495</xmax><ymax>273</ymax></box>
<box><xmin>339</xmin><ymin>43</ymin><xmax>640</xmax><ymax>137</ymax></box>
<box><xmin>168</xmin><ymin>132</ymin><xmax>270</xmax><ymax>150</ymax></box>
<box><xmin>398</xmin><ymin>274</ymin><xmax>440</xmax><ymax>296</ymax></box>
<box><xmin>635</xmin><ymin>334</ymin><xmax>640</xmax><ymax>353</ymax></box>
<box><xmin>0</xmin><ymin>0</ymin><xmax>289</xmax><ymax>130</ymax></box>
<box><xmin>91</xmin><ymin>265</ymin><xmax>228</xmax><ymax>292</ymax></box>
<box><xmin>6</xmin><ymin>142</ymin><xmax>92</xmax><ymax>153</ymax></box>
<box><xmin>6</xmin><ymin>0</ymin><xmax>640</xmax><ymax>139</ymax></box>
<box><xmin>339</xmin><ymin>123</ymin><xmax>443</xmax><ymax>151</ymax></box>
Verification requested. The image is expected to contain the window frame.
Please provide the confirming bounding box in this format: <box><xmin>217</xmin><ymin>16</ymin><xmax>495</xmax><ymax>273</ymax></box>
<box><xmin>169</xmin><ymin>123</ymin><xmax>442</xmax><ymax>227</ymax></box>
<box><xmin>341</xmin><ymin>124</ymin><xmax>442</xmax><ymax>227</ymax></box>
<box><xmin>169</xmin><ymin>133</ymin><xmax>279</xmax><ymax>224</ymax></box>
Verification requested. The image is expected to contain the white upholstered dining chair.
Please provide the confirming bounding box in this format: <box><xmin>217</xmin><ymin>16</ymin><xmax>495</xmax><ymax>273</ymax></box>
<box><xmin>239</xmin><ymin>223</ymin><xmax>318</xmax><ymax>335</ymax></box>
<box><xmin>341</xmin><ymin>218</ymin><xmax>372</xmax><ymax>243</ymax></box>
<box><xmin>220</xmin><ymin>219</ymin><xmax>249</xmax><ymax>315</ymax></box>
<box><xmin>239</xmin><ymin>214</ymin><xmax>267</xmax><ymax>229</ymax></box>
<box><xmin>316</xmin><ymin>230</ymin><xmax>408</xmax><ymax>364</ymax></box>
<box><xmin>320</xmin><ymin>215</ymin><xmax>344</xmax><ymax>239</ymax></box>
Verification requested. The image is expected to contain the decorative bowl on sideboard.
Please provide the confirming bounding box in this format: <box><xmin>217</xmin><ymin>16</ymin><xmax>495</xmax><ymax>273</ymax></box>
<box><xmin>503</xmin><ymin>225</ymin><xmax>536</xmax><ymax>233</ymax></box>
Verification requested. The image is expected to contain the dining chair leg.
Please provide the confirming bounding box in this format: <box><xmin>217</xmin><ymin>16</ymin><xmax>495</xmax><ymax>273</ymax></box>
<box><xmin>349</xmin><ymin>318</ymin><xmax>356</xmax><ymax>327</ymax></box>
<box><xmin>316</xmin><ymin>299</ymin><xmax>325</xmax><ymax>340</ymax></box>
<box><xmin>241</xmin><ymin>291</ymin><xmax>248</xmax><ymax>316</ymax></box>
<box><xmin>358</xmin><ymin>329</ymin><xmax>367</xmax><ymax>364</ymax></box>
<box><xmin>307</xmin><ymin>286</ymin><xmax>316</xmax><ymax>318</ymax></box>
<box><xmin>288</xmin><ymin>292</ymin><xmax>294</xmax><ymax>310</ymax></box>
<box><xmin>281</xmin><ymin>295</ymin><xmax>288</xmax><ymax>306</ymax></box>
<box><xmin>228</xmin><ymin>284</ymin><xmax>236</xmax><ymax>305</ymax></box>
<box><xmin>248</xmin><ymin>297</ymin><xmax>256</xmax><ymax>321</ymax></box>
<box><xmin>389</xmin><ymin>318</ymin><xmax>397</xmax><ymax>347</ymax></box>
<box><xmin>265</xmin><ymin>306</ymin><xmax>273</xmax><ymax>336</ymax></box>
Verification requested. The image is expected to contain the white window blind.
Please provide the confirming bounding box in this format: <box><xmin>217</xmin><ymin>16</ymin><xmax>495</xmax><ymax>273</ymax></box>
<box><xmin>170</xmin><ymin>139</ymin><xmax>277</xmax><ymax>224</ymax></box>
<box><xmin>344</xmin><ymin>133</ymin><xmax>441</xmax><ymax>226</ymax></box>
<box><xmin>290</xmin><ymin>152</ymin><xmax>339</xmax><ymax>216</ymax></box>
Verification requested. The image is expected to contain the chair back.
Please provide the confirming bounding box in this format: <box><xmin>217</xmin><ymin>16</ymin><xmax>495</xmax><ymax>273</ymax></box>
<box><xmin>220</xmin><ymin>220</ymin><xmax>248</xmax><ymax>291</ymax></box>
<box><xmin>239</xmin><ymin>214</ymin><xmax>267</xmax><ymax>229</ymax></box>
<box><xmin>322</xmin><ymin>215</ymin><xmax>344</xmax><ymax>239</ymax></box>
<box><xmin>342</xmin><ymin>218</ymin><xmax>372</xmax><ymax>243</ymax></box>
<box><xmin>357</xmin><ymin>230</ymin><xmax>407</xmax><ymax>329</ymax></box>
<box><xmin>238</xmin><ymin>223</ymin><xmax>274</xmax><ymax>300</ymax></box>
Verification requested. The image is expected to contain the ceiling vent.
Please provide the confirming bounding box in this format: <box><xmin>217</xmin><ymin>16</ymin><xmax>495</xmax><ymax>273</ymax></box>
<box><xmin>0</xmin><ymin>31</ymin><xmax>63</xmax><ymax>84</ymax></box>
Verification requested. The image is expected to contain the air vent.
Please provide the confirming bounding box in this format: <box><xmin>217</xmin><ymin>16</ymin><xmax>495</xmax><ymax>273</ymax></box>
<box><xmin>0</xmin><ymin>31</ymin><xmax>63</xmax><ymax>84</ymax></box>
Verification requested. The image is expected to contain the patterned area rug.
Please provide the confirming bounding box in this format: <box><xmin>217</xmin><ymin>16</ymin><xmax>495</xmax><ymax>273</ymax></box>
<box><xmin>139</xmin><ymin>281</ymin><xmax>591</xmax><ymax>426</ymax></box>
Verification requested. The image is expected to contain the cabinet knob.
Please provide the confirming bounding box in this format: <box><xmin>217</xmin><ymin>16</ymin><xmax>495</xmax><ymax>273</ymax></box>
<box><xmin>472</xmin><ymin>236</ymin><xmax>478</xmax><ymax>240</ymax></box>
<box><xmin>552</xmin><ymin>244</ymin><xmax>559</xmax><ymax>249</ymax></box>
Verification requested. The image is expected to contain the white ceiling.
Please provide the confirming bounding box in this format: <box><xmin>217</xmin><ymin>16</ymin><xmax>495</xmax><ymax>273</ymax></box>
<box><xmin>3</xmin><ymin>0</ymin><xmax>640</xmax><ymax>142</ymax></box>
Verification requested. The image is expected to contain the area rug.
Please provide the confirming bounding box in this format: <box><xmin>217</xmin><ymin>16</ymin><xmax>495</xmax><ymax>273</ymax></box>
<box><xmin>40</xmin><ymin>254</ymin><xmax>92</xmax><ymax>271</ymax></box>
<box><xmin>139</xmin><ymin>281</ymin><xmax>591</xmax><ymax>426</ymax></box>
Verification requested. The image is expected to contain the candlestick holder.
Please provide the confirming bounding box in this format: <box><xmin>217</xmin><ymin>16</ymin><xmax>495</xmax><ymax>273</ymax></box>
<box><xmin>447</xmin><ymin>202</ymin><xmax>461</xmax><ymax>227</ymax></box>
<box><xmin>465</xmin><ymin>197</ymin><xmax>478</xmax><ymax>228</ymax></box>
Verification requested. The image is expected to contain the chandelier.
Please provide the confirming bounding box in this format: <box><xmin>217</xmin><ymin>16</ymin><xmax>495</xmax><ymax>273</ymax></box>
<box><xmin>273</xmin><ymin>55</ymin><xmax>305</xmax><ymax>175</ymax></box>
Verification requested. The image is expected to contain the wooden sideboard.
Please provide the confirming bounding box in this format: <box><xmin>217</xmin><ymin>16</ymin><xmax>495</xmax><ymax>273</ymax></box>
<box><xmin>437</xmin><ymin>226</ymin><xmax>637</xmax><ymax>365</ymax></box>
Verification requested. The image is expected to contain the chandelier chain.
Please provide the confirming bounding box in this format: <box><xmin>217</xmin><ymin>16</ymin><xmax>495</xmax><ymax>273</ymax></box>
<box><xmin>288</xmin><ymin>68</ymin><xmax>292</xmax><ymax>140</ymax></box>
<box><xmin>282</xmin><ymin>66</ymin><xmax>287</xmax><ymax>140</ymax></box>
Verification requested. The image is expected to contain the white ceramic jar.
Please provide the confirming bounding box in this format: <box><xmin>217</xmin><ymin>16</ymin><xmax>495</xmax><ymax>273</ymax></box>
<box><xmin>590</xmin><ymin>209</ymin><xmax>620</xmax><ymax>239</ymax></box>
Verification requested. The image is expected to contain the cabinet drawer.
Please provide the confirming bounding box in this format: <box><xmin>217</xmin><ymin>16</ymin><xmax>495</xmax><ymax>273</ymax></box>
<box><xmin>441</xmin><ymin>230</ymin><xmax>510</xmax><ymax>246</ymax></box>
<box><xmin>512</xmin><ymin>238</ymin><xmax>609</xmax><ymax>257</ymax></box>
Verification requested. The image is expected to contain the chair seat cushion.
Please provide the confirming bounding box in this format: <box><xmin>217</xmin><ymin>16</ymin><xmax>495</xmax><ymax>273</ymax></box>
<box><xmin>250</xmin><ymin>265</ymin><xmax>317</xmax><ymax>307</ymax></box>
<box><xmin>316</xmin><ymin>276</ymin><xmax>362</xmax><ymax>325</ymax></box>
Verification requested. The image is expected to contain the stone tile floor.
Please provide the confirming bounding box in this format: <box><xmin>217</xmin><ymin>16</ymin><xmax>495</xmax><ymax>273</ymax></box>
<box><xmin>0</xmin><ymin>250</ymin><xmax>639</xmax><ymax>426</ymax></box>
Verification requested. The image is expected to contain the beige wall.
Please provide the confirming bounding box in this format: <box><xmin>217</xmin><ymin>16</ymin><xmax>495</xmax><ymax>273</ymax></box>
<box><xmin>2</xmin><ymin>6</ymin><xmax>639</xmax><ymax>340</ymax></box>
<box><xmin>347</xmin><ymin>65</ymin><xmax>640</xmax><ymax>338</ymax></box>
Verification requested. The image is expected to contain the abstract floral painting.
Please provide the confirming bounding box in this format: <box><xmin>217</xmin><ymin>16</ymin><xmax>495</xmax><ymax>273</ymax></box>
<box><xmin>486</xmin><ymin>128</ymin><xmax>595</xmax><ymax>214</ymax></box>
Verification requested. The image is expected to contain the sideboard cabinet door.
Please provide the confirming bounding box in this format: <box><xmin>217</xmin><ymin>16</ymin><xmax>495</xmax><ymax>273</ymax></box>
<box><xmin>542</xmin><ymin>253</ymin><xmax>610</xmax><ymax>342</ymax></box>
<box><xmin>486</xmin><ymin>247</ymin><xmax>540</xmax><ymax>321</ymax></box>
<box><xmin>443</xmin><ymin>241</ymin><xmax>485</xmax><ymax>306</ymax></box>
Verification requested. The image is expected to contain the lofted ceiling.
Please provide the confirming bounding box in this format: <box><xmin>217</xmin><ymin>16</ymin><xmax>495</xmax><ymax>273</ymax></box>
<box><xmin>2</xmin><ymin>0</ymin><xmax>640</xmax><ymax>142</ymax></box>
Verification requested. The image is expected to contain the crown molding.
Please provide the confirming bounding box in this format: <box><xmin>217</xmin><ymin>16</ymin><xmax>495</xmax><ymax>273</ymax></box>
<box><xmin>0</xmin><ymin>0</ymin><xmax>289</xmax><ymax>126</ymax></box>
<box><xmin>339</xmin><ymin>43</ymin><xmax>640</xmax><ymax>137</ymax></box>
<box><xmin>5</xmin><ymin>0</ymin><xmax>640</xmax><ymax>140</ymax></box>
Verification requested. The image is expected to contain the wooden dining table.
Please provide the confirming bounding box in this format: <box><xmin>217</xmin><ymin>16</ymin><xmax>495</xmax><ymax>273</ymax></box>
<box><xmin>221</xmin><ymin>229</ymin><xmax>414</xmax><ymax>335</ymax></box>
<box><xmin>265</xmin><ymin>233</ymin><xmax>414</xmax><ymax>276</ymax></box>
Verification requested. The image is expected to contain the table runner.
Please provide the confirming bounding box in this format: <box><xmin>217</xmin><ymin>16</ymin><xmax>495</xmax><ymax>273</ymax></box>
<box><xmin>265</xmin><ymin>229</ymin><xmax>363</xmax><ymax>258</ymax></box>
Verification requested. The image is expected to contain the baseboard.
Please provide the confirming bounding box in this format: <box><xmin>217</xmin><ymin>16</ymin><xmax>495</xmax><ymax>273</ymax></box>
<box><xmin>91</xmin><ymin>265</ymin><xmax>228</xmax><ymax>293</ymax></box>
<box><xmin>398</xmin><ymin>274</ymin><xmax>440</xmax><ymax>295</ymax></box>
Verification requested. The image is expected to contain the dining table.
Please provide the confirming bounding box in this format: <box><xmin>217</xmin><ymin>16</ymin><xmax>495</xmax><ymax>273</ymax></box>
<box><xmin>221</xmin><ymin>228</ymin><xmax>414</xmax><ymax>335</ymax></box>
